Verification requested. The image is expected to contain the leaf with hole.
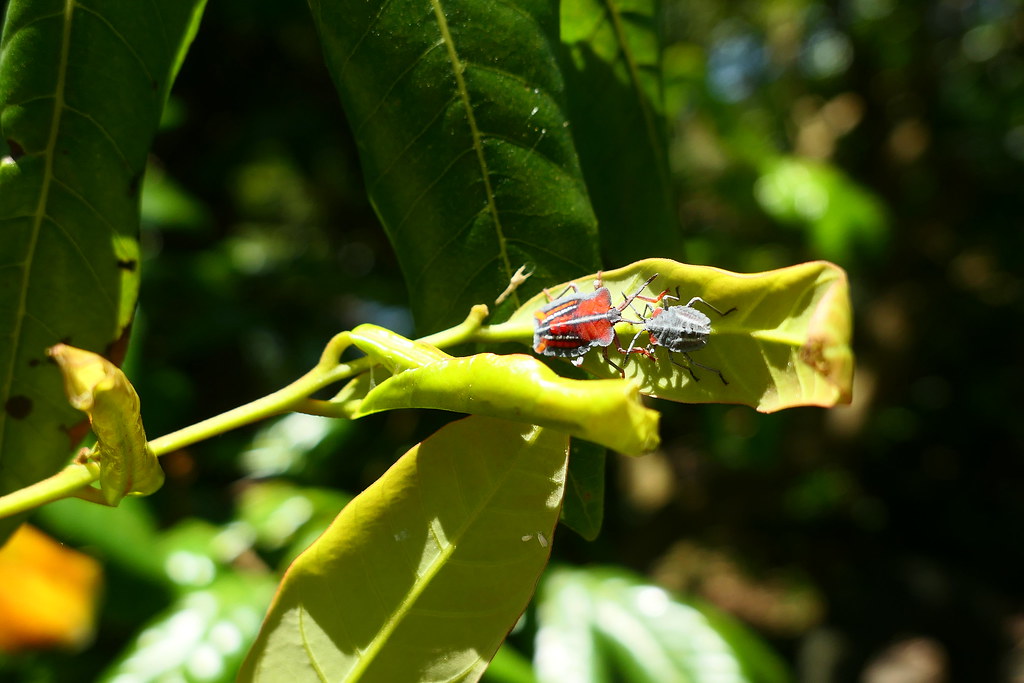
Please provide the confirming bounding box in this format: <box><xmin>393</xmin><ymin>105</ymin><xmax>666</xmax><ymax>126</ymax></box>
<box><xmin>0</xmin><ymin>0</ymin><xmax>207</xmax><ymax>543</ymax></box>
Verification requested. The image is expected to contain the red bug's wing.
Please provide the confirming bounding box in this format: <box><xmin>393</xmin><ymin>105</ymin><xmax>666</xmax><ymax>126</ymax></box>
<box><xmin>571</xmin><ymin>289</ymin><xmax>617</xmax><ymax>347</ymax></box>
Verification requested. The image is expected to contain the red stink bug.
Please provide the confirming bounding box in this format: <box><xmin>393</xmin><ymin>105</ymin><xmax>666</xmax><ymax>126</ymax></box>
<box><xmin>625</xmin><ymin>287</ymin><xmax>736</xmax><ymax>384</ymax></box>
<box><xmin>533</xmin><ymin>274</ymin><xmax>657</xmax><ymax>370</ymax></box>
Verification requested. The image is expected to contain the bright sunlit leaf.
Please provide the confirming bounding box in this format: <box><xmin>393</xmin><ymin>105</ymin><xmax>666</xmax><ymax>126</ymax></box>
<box><xmin>504</xmin><ymin>258</ymin><xmax>853</xmax><ymax>413</ymax></box>
<box><xmin>329</xmin><ymin>325</ymin><xmax>660</xmax><ymax>456</ymax></box>
<box><xmin>240</xmin><ymin>416</ymin><xmax>570</xmax><ymax>682</ymax></box>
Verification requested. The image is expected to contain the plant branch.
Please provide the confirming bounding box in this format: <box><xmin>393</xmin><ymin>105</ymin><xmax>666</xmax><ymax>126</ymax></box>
<box><xmin>0</xmin><ymin>304</ymin><xmax>503</xmax><ymax>520</ymax></box>
<box><xmin>0</xmin><ymin>461</ymin><xmax>100</xmax><ymax>518</ymax></box>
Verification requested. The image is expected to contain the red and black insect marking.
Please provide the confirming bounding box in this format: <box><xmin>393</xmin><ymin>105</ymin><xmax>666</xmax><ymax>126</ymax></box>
<box><xmin>533</xmin><ymin>274</ymin><xmax>657</xmax><ymax>371</ymax></box>
<box><xmin>625</xmin><ymin>286</ymin><xmax>736</xmax><ymax>384</ymax></box>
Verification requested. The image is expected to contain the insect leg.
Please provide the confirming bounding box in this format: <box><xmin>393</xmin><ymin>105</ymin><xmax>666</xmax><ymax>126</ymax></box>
<box><xmin>683</xmin><ymin>297</ymin><xmax>737</xmax><ymax>317</ymax></box>
<box><xmin>672</xmin><ymin>352</ymin><xmax>729</xmax><ymax>384</ymax></box>
<box><xmin>602</xmin><ymin>344</ymin><xmax>625</xmax><ymax>377</ymax></box>
<box><xmin>544</xmin><ymin>282</ymin><xmax>581</xmax><ymax>302</ymax></box>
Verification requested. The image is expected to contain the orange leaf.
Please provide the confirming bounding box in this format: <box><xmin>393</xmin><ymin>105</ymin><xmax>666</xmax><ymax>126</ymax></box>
<box><xmin>0</xmin><ymin>524</ymin><xmax>102</xmax><ymax>652</ymax></box>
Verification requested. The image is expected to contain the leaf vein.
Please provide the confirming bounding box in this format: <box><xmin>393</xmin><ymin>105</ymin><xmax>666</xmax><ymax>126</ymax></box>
<box><xmin>366</xmin><ymin>95</ymin><xmax>460</xmax><ymax>194</ymax></box>
<box><xmin>429</xmin><ymin>0</ymin><xmax>514</xmax><ymax>288</ymax></box>
<box><xmin>63</xmin><ymin>104</ymin><xmax>133</xmax><ymax>169</ymax></box>
<box><xmin>0</xmin><ymin>0</ymin><xmax>76</xmax><ymax>456</ymax></box>
<box><xmin>76</xmin><ymin>2</ymin><xmax>157</xmax><ymax>84</ymax></box>
<box><xmin>354</xmin><ymin>38</ymin><xmax>447</xmax><ymax>135</ymax></box>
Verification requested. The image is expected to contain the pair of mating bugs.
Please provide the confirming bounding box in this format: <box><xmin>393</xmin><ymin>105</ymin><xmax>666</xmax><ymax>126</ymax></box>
<box><xmin>532</xmin><ymin>274</ymin><xmax>735</xmax><ymax>383</ymax></box>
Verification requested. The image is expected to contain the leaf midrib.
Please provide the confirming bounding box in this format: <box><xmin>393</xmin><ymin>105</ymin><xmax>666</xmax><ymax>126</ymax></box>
<box><xmin>342</xmin><ymin>432</ymin><xmax>543</xmax><ymax>681</ymax></box>
<box><xmin>426</xmin><ymin>0</ymin><xmax>516</xmax><ymax>304</ymax></box>
<box><xmin>0</xmin><ymin>0</ymin><xmax>75</xmax><ymax>456</ymax></box>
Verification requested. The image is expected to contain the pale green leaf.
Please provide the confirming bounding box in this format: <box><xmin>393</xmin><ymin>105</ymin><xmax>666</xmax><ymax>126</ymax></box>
<box><xmin>332</xmin><ymin>324</ymin><xmax>660</xmax><ymax>456</ymax></box>
<box><xmin>503</xmin><ymin>259</ymin><xmax>854</xmax><ymax>413</ymax></box>
<box><xmin>239</xmin><ymin>416</ymin><xmax>570</xmax><ymax>682</ymax></box>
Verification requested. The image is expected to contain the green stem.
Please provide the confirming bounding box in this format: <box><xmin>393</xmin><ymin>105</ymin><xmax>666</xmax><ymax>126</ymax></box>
<box><xmin>0</xmin><ymin>304</ymin><xmax>508</xmax><ymax>520</ymax></box>
<box><xmin>465</xmin><ymin>318</ymin><xmax>533</xmax><ymax>345</ymax></box>
<box><xmin>0</xmin><ymin>461</ymin><xmax>99</xmax><ymax>518</ymax></box>
<box><xmin>148</xmin><ymin>363</ymin><xmax>345</xmax><ymax>457</ymax></box>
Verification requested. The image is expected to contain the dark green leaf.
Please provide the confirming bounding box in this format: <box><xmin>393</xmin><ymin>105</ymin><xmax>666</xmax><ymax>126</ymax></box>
<box><xmin>0</xmin><ymin>0</ymin><xmax>207</xmax><ymax>543</ymax></box>
<box><xmin>310</xmin><ymin>0</ymin><xmax>600</xmax><ymax>332</ymax></box>
<box><xmin>561</xmin><ymin>0</ymin><xmax>683</xmax><ymax>265</ymax></box>
<box><xmin>560</xmin><ymin>440</ymin><xmax>605</xmax><ymax>541</ymax></box>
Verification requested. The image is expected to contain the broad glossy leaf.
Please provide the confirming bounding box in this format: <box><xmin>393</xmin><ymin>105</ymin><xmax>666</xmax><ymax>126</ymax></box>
<box><xmin>503</xmin><ymin>259</ymin><xmax>853</xmax><ymax>412</ymax></box>
<box><xmin>560</xmin><ymin>0</ymin><xmax>682</xmax><ymax>265</ymax></box>
<box><xmin>334</xmin><ymin>324</ymin><xmax>660</xmax><ymax>456</ymax></box>
<box><xmin>535</xmin><ymin>566</ymin><xmax>791</xmax><ymax>683</ymax></box>
<box><xmin>310</xmin><ymin>0</ymin><xmax>600</xmax><ymax>332</ymax></box>
<box><xmin>0</xmin><ymin>0</ymin><xmax>207</xmax><ymax>542</ymax></box>
<box><xmin>48</xmin><ymin>343</ymin><xmax>162</xmax><ymax>505</ymax></box>
<box><xmin>240</xmin><ymin>416</ymin><xmax>570</xmax><ymax>682</ymax></box>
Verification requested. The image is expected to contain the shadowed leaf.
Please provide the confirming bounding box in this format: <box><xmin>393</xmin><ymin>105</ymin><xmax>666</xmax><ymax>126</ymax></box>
<box><xmin>0</xmin><ymin>0</ymin><xmax>206</xmax><ymax>543</ymax></box>
<box><xmin>560</xmin><ymin>440</ymin><xmax>605</xmax><ymax>541</ymax></box>
<box><xmin>561</xmin><ymin>0</ymin><xmax>683</xmax><ymax>265</ymax></box>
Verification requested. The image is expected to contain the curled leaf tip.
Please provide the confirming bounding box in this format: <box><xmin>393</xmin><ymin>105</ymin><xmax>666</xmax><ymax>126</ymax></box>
<box><xmin>46</xmin><ymin>344</ymin><xmax>162</xmax><ymax>505</ymax></box>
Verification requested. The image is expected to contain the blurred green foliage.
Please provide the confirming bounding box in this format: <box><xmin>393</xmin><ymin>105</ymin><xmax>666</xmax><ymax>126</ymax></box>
<box><xmin>3</xmin><ymin>0</ymin><xmax>1023</xmax><ymax>679</ymax></box>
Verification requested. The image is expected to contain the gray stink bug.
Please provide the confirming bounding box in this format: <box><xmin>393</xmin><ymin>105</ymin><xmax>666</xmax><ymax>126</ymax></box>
<box><xmin>625</xmin><ymin>289</ymin><xmax>736</xmax><ymax>384</ymax></box>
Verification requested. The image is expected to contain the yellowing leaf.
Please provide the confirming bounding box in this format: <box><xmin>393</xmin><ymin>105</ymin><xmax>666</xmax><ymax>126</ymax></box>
<box><xmin>48</xmin><ymin>344</ymin><xmax>162</xmax><ymax>505</ymax></box>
